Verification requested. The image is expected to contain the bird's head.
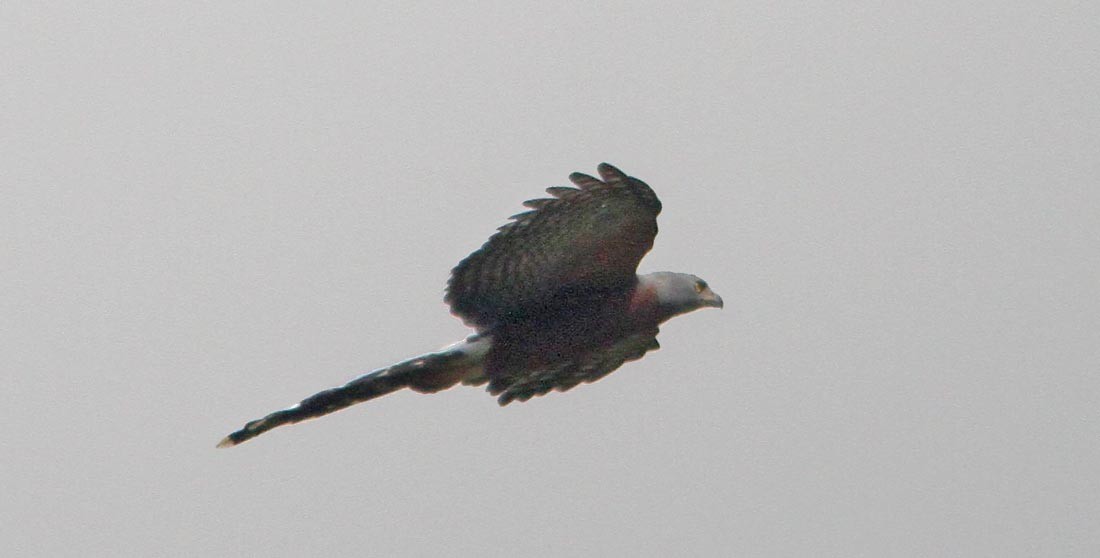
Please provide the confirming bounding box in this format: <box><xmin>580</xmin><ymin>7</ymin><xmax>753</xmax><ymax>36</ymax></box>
<box><xmin>639</xmin><ymin>271</ymin><xmax>724</xmax><ymax>323</ymax></box>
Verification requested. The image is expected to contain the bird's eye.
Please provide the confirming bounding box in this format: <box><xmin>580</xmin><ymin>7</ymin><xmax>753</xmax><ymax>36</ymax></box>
<box><xmin>694</xmin><ymin>280</ymin><xmax>707</xmax><ymax>294</ymax></box>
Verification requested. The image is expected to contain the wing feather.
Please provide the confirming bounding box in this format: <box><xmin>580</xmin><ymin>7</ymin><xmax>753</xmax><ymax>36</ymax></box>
<box><xmin>489</xmin><ymin>330</ymin><xmax>661</xmax><ymax>405</ymax></box>
<box><xmin>567</xmin><ymin>172</ymin><xmax>604</xmax><ymax>190</ymax></box>
<box><xmin>544</xmin><ymin>186</ymin><xmax>580</xmax><ymax>198</ymax></box>
<box><xmin>446</xmin><ymin>163</ymin><xmax>661</xmax><ymax>329</ymax></box>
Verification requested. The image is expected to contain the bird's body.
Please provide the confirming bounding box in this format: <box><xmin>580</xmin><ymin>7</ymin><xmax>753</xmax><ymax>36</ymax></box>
<box><xmin>219</xmin><ymin>164</ymin><xmax>722</xmax><ymax>447</ymax></box>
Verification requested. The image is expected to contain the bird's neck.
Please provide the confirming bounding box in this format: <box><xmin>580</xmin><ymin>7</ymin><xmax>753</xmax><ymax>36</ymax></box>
<box><xmin>626</xmin><ymin>280</ymin><xmax>666</xmax><ymax>325</ymax></box>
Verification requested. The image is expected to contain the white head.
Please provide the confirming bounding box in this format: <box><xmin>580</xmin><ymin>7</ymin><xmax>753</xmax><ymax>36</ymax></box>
<box><xmin>638</xmin><ymin>271</ymin><xmax>723</xmax><ymax>323</ymax></box>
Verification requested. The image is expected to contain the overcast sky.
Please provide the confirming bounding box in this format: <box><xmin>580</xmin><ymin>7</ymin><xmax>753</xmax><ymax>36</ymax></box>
<box><xmin>4</xmin><ymin>2</ymin><xmax>1099</xmax><ymax>556</ymax></box>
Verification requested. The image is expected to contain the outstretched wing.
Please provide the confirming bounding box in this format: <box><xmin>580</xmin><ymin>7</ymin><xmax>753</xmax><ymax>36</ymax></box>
<box><xmin>489</xmin><ymin>329</ymin><xmax>661</xmax><ymax>405</ymax></box>
<box><xmin>446</xmin><ymin>163</ymin><xmax>661</xmax><ymax>330</ymax></box>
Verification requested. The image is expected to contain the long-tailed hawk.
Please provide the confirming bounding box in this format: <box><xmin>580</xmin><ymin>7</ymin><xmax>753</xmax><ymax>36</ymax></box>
<box><xmin>219</xmin><ymin>163</ymin><xmax>722</xmax><ymax>447</ymax></box>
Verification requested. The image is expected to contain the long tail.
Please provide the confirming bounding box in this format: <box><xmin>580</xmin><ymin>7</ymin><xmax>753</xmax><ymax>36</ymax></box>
<box><xmin>217</xmin><ymin>336</ymin><xmax>489</xmax><ymax>447</ymax></box>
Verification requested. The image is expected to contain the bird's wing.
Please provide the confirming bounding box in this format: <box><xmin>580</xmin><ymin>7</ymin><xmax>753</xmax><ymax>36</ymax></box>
<box><xmin>446</xmin><ymin>163</ymin><xmax>661</xmax><ymax>330</ymax></box>
<box><xmin>487</xmin><ymin>328</ymin><xmax>660</xmax><ymax>405</ymax></box>
<box><xmin>217</xmin><ymin>337</ymin><xmax>489</xmax><ymax>447</ymax></box>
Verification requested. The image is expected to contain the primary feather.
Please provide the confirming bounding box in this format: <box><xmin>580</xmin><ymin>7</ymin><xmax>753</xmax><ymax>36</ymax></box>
<box><xmin>445</xmin><ymin>163</ymin><xmax>661</xmax><ymax>330</ymax></box>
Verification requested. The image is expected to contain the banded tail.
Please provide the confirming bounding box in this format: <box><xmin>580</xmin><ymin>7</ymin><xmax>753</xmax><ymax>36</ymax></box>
<box><xmin>217</xmin><ymin>336</ymin><xmax>488</xmax><ymax>447</ymax></box>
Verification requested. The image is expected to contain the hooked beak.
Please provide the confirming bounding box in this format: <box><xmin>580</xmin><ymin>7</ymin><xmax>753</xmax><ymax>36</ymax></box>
<box><xmin>701</xmin><ymin>288</ymin><xmax>724</xmax><ymax>309</ymax></box>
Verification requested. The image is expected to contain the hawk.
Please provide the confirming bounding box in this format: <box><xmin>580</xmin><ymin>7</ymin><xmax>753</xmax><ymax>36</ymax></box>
<box><xmin>218</xmin><ymin>163</ymin><xmax>723</xmax><ymax>447</ymax></box>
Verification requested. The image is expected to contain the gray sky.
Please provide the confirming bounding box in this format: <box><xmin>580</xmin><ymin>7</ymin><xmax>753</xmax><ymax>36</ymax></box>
<box><xmin>4</xmin><ymin>2</ymin><xmax>1099</xmax><ymax>556</ymax></box>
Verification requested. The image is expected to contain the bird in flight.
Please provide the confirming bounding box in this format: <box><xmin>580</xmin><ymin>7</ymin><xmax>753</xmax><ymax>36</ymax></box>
<box><xmin>218</xmin><ymin>163</ymin><xmax>723</xmax><ymax>447</ymax></box>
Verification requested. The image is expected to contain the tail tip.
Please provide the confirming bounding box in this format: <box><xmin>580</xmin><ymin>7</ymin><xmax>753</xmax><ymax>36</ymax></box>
<box><xmin>216</xmin><ymin>435</ymin><xmax>239</xmax><ymax>448</ymax></box>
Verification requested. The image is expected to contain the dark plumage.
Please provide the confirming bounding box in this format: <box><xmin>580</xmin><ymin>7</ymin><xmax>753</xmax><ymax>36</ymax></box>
<box><xmin>219</xmin><ymin>163</ymin><xmax>721</xmax><ymax>447</ymax></box>
<box><xmin>446</xmin><ymin>164</ymin><xmax>661</xmax><ymax>328</ymax></box>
